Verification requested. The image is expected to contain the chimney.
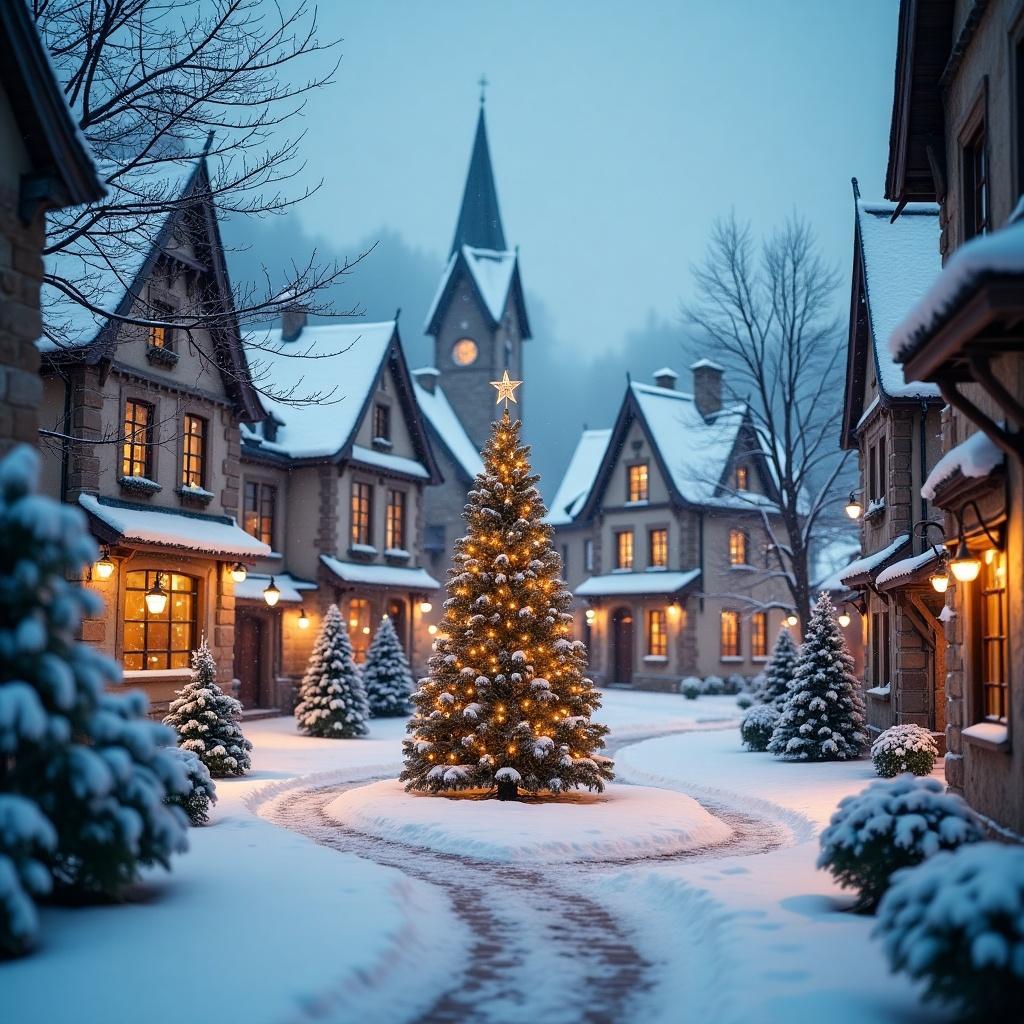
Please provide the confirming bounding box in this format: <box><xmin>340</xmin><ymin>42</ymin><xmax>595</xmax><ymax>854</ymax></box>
<box><xmin>280</xmin><ymin>294</ymin><xmax>307</xmax><ymax>342</ymax></box>
<box><xmin>653</xmin><ymin>366</ymin><xmax>678</xmax><ymax>390</ymax></box>
<box><xmin>413</xmin><ymin>366</ymin><xmax>440</xmax><ymax>395</ymax></box>
<box><xmin>690</xmin><ymin>359</ymin><xmax>724</xmax><ymax>418</ymax></box>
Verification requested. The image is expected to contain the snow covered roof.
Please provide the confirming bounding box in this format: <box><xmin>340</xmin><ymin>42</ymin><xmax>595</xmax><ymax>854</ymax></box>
<box><xmin>855</xmin><ymin>200</ymin><xmax>941</xmax><ymax>400</ymax></box>
<box><xmin>243</xmin><ymin>321</ymin><xmax>397</xmax><ymax>460</ymax></box>
<box><xmin>875</xmin><ymin>548</ymin><xmax>942</xmax><ymax>590</ymax></box>
<box><xmin>320</xmin><ymin>555</ymin><xmax>440</xmax><ymax>591</ymax></box>
<box><xmin>890</xmin><ymin>214</ymin><xmax>1024</xmax><ymax>362</ymax></box>
<box><xmin>350</xmin><ymin>445</ymin><xmax>430</xmax><ymax>480</ymax></box>
<box><xmin>412</xmin><ymin>372</ymin><xmax>484</xmax><ymax>482</ymax></box>
<box><xmin>576</xmin><ymin>569</ymin><xmax>700</xmax><ymax>598</ymax></box>
<box><xmin>424</xmin><ymin>245</ymin><xmax>519</xmax><ymax>329</ymax></box>
<box><xmin>837</xmin><ymin>534</ymin><xmax>910</xmax><ymax>587</ymax></box>
<box><xmin>690</xmin><ymin>358</ymin><xmax>723</xmax><ymax>372</ymax></box>
<box><xmin>546</xmin><ymin>428</ymin><xmax>612</xmax><ymax>526</ymax></box>
<box><xmin>80</xmin><ymin>494</ymin><xmax>271</xmax><ymax>559</ymax></box>
<box><xmin>921</xmin><ymin>429</ymin><xmax>1004</xmax><ymax>501</ymax></box>
<box><xmin>234</xmin><ymin>573</ymin><xmax>317</xmax><ymax>604</ymax></box>
<box><xmin>812</xmin><ymin>534</ymin><xmax>862</xmax><ymax>591</ymax></box>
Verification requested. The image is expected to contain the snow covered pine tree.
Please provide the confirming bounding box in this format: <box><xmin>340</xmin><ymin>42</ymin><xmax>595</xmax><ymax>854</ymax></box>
<box><xmin>0</xmin><ymin>447</ymin><xmax>189</xmax><ymax>956</ymax></box>
<box><xmin>768</xmin><ymin>592</ymin><xmax>867</xmax><ymax>761</ymax></box>
<box><xmin>756</xmin><ymin>627</ymin><xmax>799</xmax><ymax>709</ymax></box>
<box><xmin>294</xmin><ymin>604</ymin><xmax>370</xmax><ymax>738</ymax></box>
<box><xmin>163</xmin><ymin>639</ymin><xmax>251</xmax><ymax>777</ymax></box>
<box><xmin>401</xmin><ymin>409</ymin><xmax>613</xmax><ymax>800</ymax></box>
<box><xmin>362</xmin><ymin>615</ymin><xmax>414</xmax><ymax>717</ymax></box>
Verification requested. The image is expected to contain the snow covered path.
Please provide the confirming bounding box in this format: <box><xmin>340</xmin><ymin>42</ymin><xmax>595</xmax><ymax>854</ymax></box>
<box><xmin>259</xmin><ymin>725</ymin><xmax>787</xmax><ymax>1024</ymax></box>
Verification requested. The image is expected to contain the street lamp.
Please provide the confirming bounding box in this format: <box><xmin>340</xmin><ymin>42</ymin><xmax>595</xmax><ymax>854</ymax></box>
<box><xmin>263</xmin><ymin>577</ymin><xmax>281</xmax><ymax>606</ymax></box>
<box><xmin>145</xmin><ymin>572</ymin><xmax>168</xmax><ymax>615</ymax></box>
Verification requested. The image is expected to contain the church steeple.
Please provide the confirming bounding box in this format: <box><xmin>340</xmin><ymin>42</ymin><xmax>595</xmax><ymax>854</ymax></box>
<box><xmin>450</xmin><ymin>103</ymin><xmax>507</xmax><ymax>256</ymax></box>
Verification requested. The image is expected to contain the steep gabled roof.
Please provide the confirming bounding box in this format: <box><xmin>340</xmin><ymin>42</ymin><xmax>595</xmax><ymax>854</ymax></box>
<box><xmin>423</xmin><ymin>245</ymin><xmax>531</xmax><ymax>339</ymax></box>
<box><xmin>450</xmin><ymin>105</ymin><xmax>506</xmax><ymax>256</ymax></box>
<box><xmin>242</xmin><ymin>320</ymin><xmax>440</xmax><ymax>480</ymax></box>
<box><xmin>0</xmin><ymin>2</ymin><xmax>104</xmax><ymax>215</ymax></box>
<box><xmin>841</xmin><ymin>189</ymin><xmax>942</xmax><ymax>447</ymax></box>
<box><xmin>545</xmin><ymin>428</ymin><xmax>612</xmax><ymax>526</ymax></box>
<box><xmin>412</xmin><ymin>372</ymin><xmax>483</xmax><ymax>483</ymax></box>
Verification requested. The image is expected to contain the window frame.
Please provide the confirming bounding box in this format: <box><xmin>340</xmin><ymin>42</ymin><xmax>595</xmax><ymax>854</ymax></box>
<box><xmin>751</xmin><ymin>611</ymin><xmax>768</xmax><ymax>660</ymax></box>
<box><xmin>959</xmin><ymin>83</ymin><xmax>990</xmax><ymax>242</ymax></box>
<box><xmin>181</xmin><ymin>413</ymin><xmax>207</xmax><ymax>489</ymax></box>
<box><xmin>615</xmin><ymin>529</ymin><xmax>634</xmax><ymax>570</ymax></box>
<box><xmin>627</xmin><ymin>462</ymin><xmax>649</xmax><ymax>503</ymax></box>
<box><xmin>735</xmin><ymin>465</ymin><xmax>749</xmax><ymax>491</ymax></box>
<box><xmin>647</xmin><ymin>608</ymin><xmax>668</xmax><ymax>658</ymax></box>
<box><xmin>243</xmin><ymin>480</ymin><xmax>276</xmax><ymax>548</ymax></box>
<box><xmin>148</xmin><ymin>298</ymin><xmax>175</xmax><ymax>351</ymax></box>
<box><xmin>385</xmin><ymin>488</ymin><xmax>406</xmax><ymax>551</ymax></box>
<box><xmin>122</xmin><ymin>569</ymin><xmax>198</xmax><ymax>672</ymax></box>
<box><xmin>348</xmin><ymin>597</ymin><xmax>372</xmax><ymax>662</ymax></box>
<box><xmin>583</xmin><ymin>537</ymin><xmax>594</xmax><ymax>573</ymax></box>
<box><xmin>351</xmin><ymin>480</ymin><xmax>374</xmax><ymax>548</ymax></box>
<box><xmin>975</xmin><ymin>549</ymin><xmax>1008</xmax><ymax>724</ymax></box>
<box><xmin>122</xmin><ymin>398</ymin><xmax>155</xmax><ymax>479</ymax></box>
<box><xmin>728</xmin><ymin>528</ymin><xmax>749</xmax><ymax>567</ymax></box>
<box><xmin>373</xmin><ymin>402</ymin><xmax>391</xmax><ymax>443</ymax></box>
<box><xmin>720</xmin><ymin>609</ymin><xmax>741</xmax><ymax>660</ymax></box>
<box><xmin>648</xmin><ymin>527</ymin><xmax>668</xmax><ymax>569</ymax></box>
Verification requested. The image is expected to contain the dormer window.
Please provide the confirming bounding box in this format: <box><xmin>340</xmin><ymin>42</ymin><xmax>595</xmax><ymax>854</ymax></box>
<box><xmin>149</xmin><ymin>300</ymin><xmax>174</xmax><ymax>350</ymax></box>
<box><xmin>735</xmin><ymin>465</ymin><xmax>749</xmax><ymax>491</ymax></box>
<box><xmin>627</xmin><ymin>463</ymin><xmax>649</xmax><ymax>503</ymax></box>
<box><xmin>373</xmin><ymin>402</ymin><xmax>391</xmax><ymax>444</ymax></box>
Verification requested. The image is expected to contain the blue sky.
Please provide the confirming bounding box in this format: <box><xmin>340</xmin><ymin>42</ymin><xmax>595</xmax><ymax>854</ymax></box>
<box><xmin>290</xmin><ymin>0</ymin><xmax>899</xmax><ymax>357</ymax></box>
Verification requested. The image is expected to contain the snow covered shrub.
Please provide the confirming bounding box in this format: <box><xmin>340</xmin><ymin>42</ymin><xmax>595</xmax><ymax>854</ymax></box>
<box><xmin>295</xmin><ymin>604</ymin><xmax>369</xmax><ymax>738</ymax></box>
<box><xmin>740</xmin><ymin>704</ymin><xmax>779</xmax><ymax>752</ymax></box>
<box><xmin>817</xmin><ymin>775</ymin><xmax>983</xmax><ymax>911</ymax></box>
<box><xmin>164</xmin><ymin>639</ymin><xmax>251</xmax><ymax>777</ymax></box>
<box><xmin>755</xmin><ymin>628</ymin><xmax>799</xmax><ymax>709</ymax></box>
<box><xmin>702</xmin><ymin>675</ymin><xmax>725</xmax><ymax>695</ymax></box>
<box><xmin>0</xmin><ymin>446</ymin><xmax>188</xmax><ymax>911</ymax></box>
<box><xmin>0</xmin><ymin>796</ymin><xmax>55</xmax><ymax>958</ymax></box>
<box><xmin>768</xmin><ymin>593</ymin><xmax>866</xmax><ymax>761</ymax></box>
<box><xmin>361</xmin><ymin>615</ymin><xmax>413</xmax><ymax>717</ymax></box>
<box><xmin>680</xmin><ymin>676</ymin><xmax>702</xmax><ymax>700</ymax></box>
<box><xmin>874</xmin><ymin>843</ymin><xmax>1024</xmax><ymax>1018</ymax></box>
<box><xmin>736</xmin><ymin>692</ymin><xmax>755</xmax><ymax>710</ymax></box>
<box><xmin>165</xmin><ymin>748</ymin><xmax>217</xmax><ymax>826</ymax></box>
<box><xmin>871</xmin><ymin>724</ymin><xmax>938</xmax><ymax>778</ymax></box>
<box><xmin>723</xmin><ymin>673</ymin><xmax>746</xmax><ymax>695</ymax></box>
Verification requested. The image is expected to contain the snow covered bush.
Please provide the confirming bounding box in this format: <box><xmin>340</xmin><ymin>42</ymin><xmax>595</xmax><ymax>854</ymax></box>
<box><xmin>164</xmin><ymin>639</ymin><xmax>251</xmax><ymax>777</ymax></box>
<box><xmin>755</xmin><ymin>628</ymin><xmax>799</xmax><ymax>709</ymax></box>
<box><xmin>736</xmin><ymin>692</ymin><xmax>755</xmax><ymax>710</ymax></box>
<box><xmin>871</xmin><ymin>724</ymin><xmax>938</xmax><ymax>778</ymax></box>
<box><xmin>740</xmin><ymin>704</ymin><xmax>779</xmax><ymax>752</ymax></box>
<box><xmin>817</xmin><ymin>775</ymin><xmax>984</xmax><ymax>911</ymax></box>
<box><xmin>874</xmin><ymin>843</ymin><xmax>1024</xmax><ymax>1018</ymax></box>
<box><xmin>165</xmin><ymin>748</ymin><xmax>217</xmax><ymax>826</ymax></box>
<box><xmin>768</xmin><ymin>593</ymin><xmax>866</xmax><ymax>761</ymax></box>
<box><xmin>723</xmin><ymin>673</ymin><xmax>746</xmax><ymax>695</ymax></box>
<box><xmin>361</xmin><ymin>614</ymin><xmax>413</xmax><ymax>717</ymax></box>
<box><xmin>702</xmin><ymin>675</ymin><xmax>724</xmax><ymax>695</ymax></box>
<box><xmin>295</xmin><ymin>604</ymin><xmax>369</xmax><ymax>738</ymax></box>
<box><xmin>680</xmin><ymin>676</ymin><xmax>702</xmax><ymax>700</ymax></box>
<box><xmin>0</xmin><ymin>796</ymin><xmax>55</xmax><ymax>958</ymax></box>
<box><xmin>0</xmin><ymin>445</ymin><xmax>188</xmax><ymax>932</ymax></box>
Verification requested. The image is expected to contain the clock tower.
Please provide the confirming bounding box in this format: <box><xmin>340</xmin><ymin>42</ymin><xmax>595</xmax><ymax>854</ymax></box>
<box><xmin>423</xmin><ymin>98</ymin><xmax>531</xmax><ymax>450</ymax></box>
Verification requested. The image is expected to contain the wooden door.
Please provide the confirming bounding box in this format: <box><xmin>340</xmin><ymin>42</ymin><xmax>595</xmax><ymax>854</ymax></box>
<box><xmin>236</xmin><ymin>613</ymin><xmax>263</xmax><ymax>708</ymax></box>
<box><xmin>610</xmin><ymin>608</ymin><xmax>634</xmax><ymax>684</ymax></box>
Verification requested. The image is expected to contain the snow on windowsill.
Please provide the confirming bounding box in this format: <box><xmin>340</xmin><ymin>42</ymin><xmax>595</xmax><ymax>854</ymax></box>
<box><xmin>863</xmin><ymin>497</ymin><xmax>886</xmax><ymax>520</ymax></box>
<box><xmin>866</xmin><ymin>684</ymin><xmax>891</xmax><ymax>699</ymax></box>
<box><xmin>179</xmin><ymin>484</ymin><xmax>214</xmax><ymax>503</ymax></box>
<box><xmin>645</xmin><ymin>565</ymin><xmax>668</xmax><ymax>572</ymax></box>
<box><xmin>385</xmin><ymin>548</ymin><xmax>411</xmax><ymax>560</ymax></box>
<box><xmin>962</xmin><ymin>721</ymin><xmax>1010</xmax><ymax>750</ymax></box>
<box><xmin>123</xmin><ymin>668</ymin><xmax>191</xmax><ymax>682</ymax></box>
<box><xmin>720</xmin><ymin>656</ymin><xmax>744</xmax><ymax>663</ymax></box>
<box><xmin>752</xmin><ymin>655</ymin><xmax>768</xmax><ymax>663</ymax></box>
<box><xmin>728</xmin><ymin>563</ymin><xmax>757</xmax><ymax>572</ymax></box>
<box><xmin>642</xmin><ymin>655</ymin><xmax>668</xmax><ymax>664</ymax></box>
<box><xmin>611</xmin><ymin>567</ymin><xmax>633</xmax><ymax>574</ymax></box>
<box><xmin>625</xmin><ymin>499</ymin><xmax>649</xmax><ymax>507</ymax></box>
<box><xmin>118</xmin><ymin>475</ymin><xmax>161</xmax><ymax>494</ymax></box>
<box><xmin>372</xmin><ymin>436</ymin><xmax>393</xmax><ymax>450</ymax></box>
<box><xmin>349</xmin><ymin>543</ymin><xmax>379</xmax><ymax>557</ymax></box>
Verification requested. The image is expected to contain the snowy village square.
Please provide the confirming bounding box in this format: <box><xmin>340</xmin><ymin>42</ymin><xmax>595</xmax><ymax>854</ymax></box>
<box><xmin>3</xmin><ymin>0</ymin><xmax>1024</xmax><ymax>1021</ymax></box>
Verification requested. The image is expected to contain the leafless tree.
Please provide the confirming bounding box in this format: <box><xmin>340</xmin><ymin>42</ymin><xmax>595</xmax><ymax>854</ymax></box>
<box><xmin>684</xmin><ymin>214</ymin><xmax>854</xmax><ymax>629</ymax></box>
<box><xmin>34</xmin><ymin>0</ymin><xmax>363</xmax><ymax>405</ymax></box>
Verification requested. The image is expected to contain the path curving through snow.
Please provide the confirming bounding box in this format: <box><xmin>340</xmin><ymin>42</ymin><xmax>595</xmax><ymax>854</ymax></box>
<box><xmin>259</xmin><ymin>725</ymin><xmax>787</xmax><ymax>1024</ymax></box>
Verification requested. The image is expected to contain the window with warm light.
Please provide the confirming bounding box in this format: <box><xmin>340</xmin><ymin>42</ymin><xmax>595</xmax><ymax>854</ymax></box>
<box><xmin>647</xmin><ymin>609</ymin><xmax>668</xmax><ymax>657</ymax></box>
<box><xmin>729</xmin><ymin>529</ymin><xmax>748</xmax><ymax>566</ymax></box>
<box><xmin>243</xmin><ymin>481</ymin><xmax>275</xmax><ymax>546</ymax></box>
<box><xmin>452</xmin><ymin>338</ymin><xmax>478</xmax><ymax>366</ymax></box>
<box><xmin>149</xmin><ymin>299</ymin><xmax>174</xmax><ymax>350</ymax></box>
<box><xmin>720</xmin><ymin>610</ymin><xmax>740</xmax><ymax>659</ymax></box>
<box><xmin>349</xmin><ymin>598</ymin><xmax>371</xmax><ymax>662</ymax></box>
<box><xmin>615</xmin><ymin>530</ymin><xmax>634</xmax><ymax>570</ymax></box>
<box><xmin>386</xmin><ymin>489</ymin><xmax>406</xmax><ymax>550</ymax></box>
<box><xmin>751</xmin><ymin>611</ymin><xmax>767</xmax><ymax>659</ymax></box>
<box><xmin>351</xmin><ymin>481</ymin><xmax>373</xmax><ymax>547</ymax></box>
<box><xmin>181</xmin><ymin>414</ymin><xmax>206</xmax><ymax>488</ymax></box>
<box><xmin>373</xmin><ymin>402</ymin><xmax>391</xmax><ymax>442</ymax></box>
<box><xmin>123</xmin><ymin>570</ymin><xmax>196</xmax><ymax>670</ymax></box>
<box><xmin>649</xmin><ymin>528</ymin><xmax>668</xmax><ymax>568</ymax></box>
<box><xmin>978</xmin><ymin>549</ymin><xmax>1007</xmax><ymax>722</ymax></box>
<box><xmin>735</xmin><ymin>465</ymin><xmax>748</xmax><ymax>491</ymax></box>
<box><xmin>122</xmin><ymin>399</ymin><xmax>154</xmax><ymax>478</ymax></box>
<box><xmin>627</xmin><ymin>463</ymin><xmax>649</xmax><ymax>503</ymax></box>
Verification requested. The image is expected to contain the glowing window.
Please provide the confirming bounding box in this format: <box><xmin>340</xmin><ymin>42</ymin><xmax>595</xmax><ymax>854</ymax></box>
<box><xmin>979</xmin><ymin>549</ymin><xmax>1008</xmax><ymax>722</ymax></box>
<box><xmin>735</xmin><ymin>466</ymin><xmax>748</xmax><ymax>490</ymax></box>
<box><xmin>751</xmin><ymin>612</ymin><xmax>767</xmax><ymax>659</ymax></box>
<box><xmin>123</xmin><ymin>570</ymin><xmax>196</xmax><ymax>671</ymax></box>
<box><xmin>628</xmin><ymin>463</ymin><xmax>649</xmax><ymax>502</ymax></box>
<box><xmin>649</xmin><ymin>528</ymin><xmax>668</xmax><ymax>568</ymax></box>
<box><xmin>349</xmin><ymin>598</ymin><xmax>371</xmax><ymax>662</ymax></box>
<box><xmin>452</xmin><ymin>338</ymin><xmax>478</xmax><ymax>366</ymax></box>
<box><xmin>720</xmin><ymin>610</ymin><xmax>740</xmax><ymax>659</ymax></box>
<box><xmin>647</xmin><ymin>609</ymin><xmax>668</xmax><ymax>657</ymax></box>
<box><xmin>729</xmin><ymin>529</ymin><xmax>749</xmax><ymax>566</ymax></box>
<box><xmin>386</xmin><ymin>489</ymin><xmax>406</xmax><ymax>550</ymax></box>
<box><xmin>181</xmin><ymin>414</ymin><xmax>206</xmax><ymax>488</ymax></box>
<box><xmin>122</xmin><ymin>399</ymin><xmax>153</xmax><ymax>478</ymax></box>
<box><xmin>615</xmin><ymin>530</ymin><xmax>634</xmax><ymax>570</ymax></box>
<box><xmin>351</xmin><ymin>482</ymin><xmax>373</xmax><ymax>547</ymax></box>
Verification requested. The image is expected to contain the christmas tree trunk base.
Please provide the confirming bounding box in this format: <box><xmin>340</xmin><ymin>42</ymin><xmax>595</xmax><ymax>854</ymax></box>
<box><xmin>496</xmin><ymin>776</ymin><xmax>519</xmax><ymax>802</ymax></box>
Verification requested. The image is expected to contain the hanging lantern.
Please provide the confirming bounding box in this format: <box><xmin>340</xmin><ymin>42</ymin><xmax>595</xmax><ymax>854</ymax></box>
<box><xmin>145</xmin><ymin>573</ymin><xmax>169</xmax><ymax>615</ymax></box>
<box><xmin>419</xmin><ymin>600</ymin><xmax>433</xmax><ymax>614</ymax></box>
<box><xmin>785</xmin><ymin>613</ymin><xmax>799</xmax><ymax>627</ymax></box>
<box><xmin>94</xmin><ymin>546</ymin><xmax>115</xmax><ymax>581</ymax></box>
<box><xmin>298</xmin><ymin>607</ymin><xmax>310</xmax><ymax>629</ymax></box>
<box><xmin>230</xmin><ymin>562</ymin><xmax>248</xmax><ymax>583</ymax></box>
<box><xmin>263</xmin><ymin>577</ymin><xmax>281</xmax><ymax>606</ymax></box>
<box><xmin>844</xmin><ymin>492</ymin><xmax>863</xmax><ymax>519</ymax></box>
<box><xmin>837</xmin><ymin>610</ymin><xmax>851</xmax><ymax>628</ymax></box>
<box><xmin>949</xmin><ymin>537</ymin><xmax>981</xmax><ymax>583</ymax></box>
<box><xmin>929</xmin><ymin>567</ymin><xmax>950</xmax><ymax>593</ymax></box>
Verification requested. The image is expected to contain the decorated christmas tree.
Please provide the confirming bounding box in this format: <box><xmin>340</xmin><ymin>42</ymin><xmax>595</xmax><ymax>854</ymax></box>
<box><xmin>362</xmin><ymin>615</ymin><xmax>414</xmax><ymax>717</ymax></box>
<box><xmin>294</xmin><ymin>604</ymin><xmax>370</xmax><ymax>738</ymax></box>
<box><xmin>0</xmin><ymin>447</ymin><xmax>188</xmax><ymax>956</ymax></box>
<box><xmin>756</xmin><ymin>627</ymin><xmax>800</xmax><ymax>709</ymax></box>
<box><xmin>402</xmin><ymin>376</ymin><xmax>613</xmax><ymax>800</ymax></box>
<box><xmin>768</xmin><ymin>592</ymin><xmax>867</xmax><ymax>761</ymax></box>
<box><xmin>164</xmin><ymin>639</ymin><xmax>252</xmax><ymax>777</ymax></box>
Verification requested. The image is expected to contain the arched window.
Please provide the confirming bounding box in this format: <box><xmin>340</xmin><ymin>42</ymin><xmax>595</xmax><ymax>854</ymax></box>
<box><xmin>123</xmin><ymin>570</ymin><xmax>198</xmax><ymax>670</ymax></box>
<box><xmin>729</xmin><ymin>529</ymin><xmax>749</xmax><ymax>566</ymax></box>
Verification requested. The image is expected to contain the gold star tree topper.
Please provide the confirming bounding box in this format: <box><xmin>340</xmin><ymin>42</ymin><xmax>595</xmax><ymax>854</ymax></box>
<box><xmin>490</xmin><ymin>369</ymin><xmax>523</xmax><ymax>408</ymax></box>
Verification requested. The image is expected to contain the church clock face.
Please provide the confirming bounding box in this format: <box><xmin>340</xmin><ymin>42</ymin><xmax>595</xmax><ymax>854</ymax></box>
<box><xmin>452</xmin><ymin>338</ymin><xmax>478</xmax><ymax>366</ymax></box>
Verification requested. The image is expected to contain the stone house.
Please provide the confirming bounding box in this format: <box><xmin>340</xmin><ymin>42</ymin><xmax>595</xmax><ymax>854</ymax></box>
<box><xmin>37</xmin><ymin>153</ymin><xmax>269</xmax><ymax>711</ymax></box>
<box><xmin>0</xmin><ymin>1</ymin><xmax>103</xmax><ymax>453</ymax></box>
<box><xmin>238</xmin><ymin>314</ymin><xmax>443</xmax><ymax>708</ymax></box>
<box><xmin>550</xmin><ymin>363</ymin><xmax>792</xmax><ymax>690</ymax></box>
<box><xmin>837</xmin><ymin>185</ymin><xmax>946</xmax><ymax>742</ymax></box>
<box><xmin>886</xmin><ymin>0</ymin><xmax>1024</xmax><ymax>834</ymax></box>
